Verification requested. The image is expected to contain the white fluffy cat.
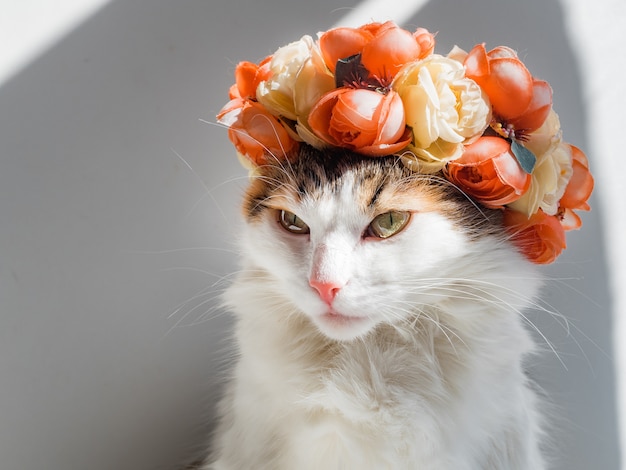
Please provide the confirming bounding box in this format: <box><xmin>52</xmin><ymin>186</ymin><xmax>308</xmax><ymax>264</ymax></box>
<box><xmin>204</xmin><ymin>146</ymin><xmax>546</xmax><ymax>469</ymax></box>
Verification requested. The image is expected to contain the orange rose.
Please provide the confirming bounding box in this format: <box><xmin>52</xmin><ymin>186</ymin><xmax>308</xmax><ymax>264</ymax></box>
<box><xmin>508</xmin><ymin>79</ymin><xmax>553</xmax><ymax>133</ymax></box>
<box><xmin>504</xmin><ymin>208</ymin><xmax>566</xmax><ymax>264</ymax></box>
<box><xmin>360</xmin><ymin>22</ymin><xmax>435</xmax><ymax>81</ymax></box>
<box><xmin>464</xmin><ymin>44</ymin><xmax>552</xmax><ymax>134</ymax></box>
<box><xmin>444</xmin><ymin>136</ymin><xmax>531</xmax><ymax>208</ymax></box>
<box><xmin>319</xmin><ymin>21</ymin><xmax>434</xmax><ymax>81</ymax></box>
<box><xmin>217</xmin><ymin>98</ymin><xmax>298</xmax><ymax>165</ymax></box>
<box><xmin>318</xmin><ymin>24</ymin><xmax>375</xmax><ymax>74</ymax></box>
<box><xmin>559</xmin><ymin>144</ymin><xmax>594</xmax><ymax>230</ymax></box>
<box><xmin>229</xmin><ymin>58</ymin><xmax>272</xmax><ymax>100</ymax></box>
<box><xmin>308</xmin><ymin>88</ymin><xmax>410</xmax><ymax>156</ymax></box>
<box><xmin>560</xmin><ymin>145</ymin><xmax>593</xmax><ymax>211</ymax></box>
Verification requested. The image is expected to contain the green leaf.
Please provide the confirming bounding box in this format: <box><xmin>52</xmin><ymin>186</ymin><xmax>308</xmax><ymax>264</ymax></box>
<box><xmin>511</xmin><ymin>140</ymin><xmax>537</xmax><ymax>174</ymax></box>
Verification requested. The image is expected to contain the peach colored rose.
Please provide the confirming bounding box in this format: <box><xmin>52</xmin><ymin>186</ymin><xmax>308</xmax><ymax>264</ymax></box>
<box><xmin>444</xmin><ymin>136</ymin><xmax>530</xmax><ymax>208</ymax></box>
<box><xmin>464</xmin><ymin>44</ymin><xmax>552</xmax><ymax>136</ymax></box>
<box><xmin>318</xmin><ymin>24</ymin><xmax>377</xmax><ymax>74</ymax></box>
<box><xmin>504</xmin><ymin>208</ymin><xmax>566</xmax><ymax>264</ymax></box>
<box><xmin>319</xmin><ymin>21</ymin><xmax>434</xmax><ymax>81</ymax></box>
<box><xmin>560</xmin><ymin>145</ymin><xmax>593</xmax><ymax>211</ymax></box>
<box><xmin>392</xmin><ymin>55</ymin><xmax>491</xmax><ymax>172</ymax></box>
<box><xmin>217</xmin><ymin>98</ymin><xmax>298</xmax><ymax>165</ymax></box>
<box><xmin>464</xmin><ymin>44</ymin><xmax>533</xmax><ymax>122</ymax></box>
<box><xmin>229</xmin><ymin>57</ymin><xmax>272</xmax><ymax>100</ymax></box>
<box><xmin>508</xmin><ymin>79</ymin><xmax>553</xmax><ymax>134</ymax></box>
<box><xmin>360</xmin><ymin>22</ymin><xmax>435</xmax><ymax>82</ymax></box>
<box><xmin>308</xmin><ymin>88</ymin><xmax>410</xmax><ymax>156</ymax></box>
<box><xmin>559</xmin><ymin>144</ymin><xmax>594</xmax><ymax>230</ymax></box>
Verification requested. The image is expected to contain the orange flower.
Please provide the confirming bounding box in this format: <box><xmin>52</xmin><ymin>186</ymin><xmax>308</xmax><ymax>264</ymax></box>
<box><xmin>229</xmin><ymin>58</ymin><xmax>272</xmax><ymax>100</ymax></box>
<box><xmin>217</xmin><ymin>98</ymin><xmax>298</xmax><ymax>165</ymax></box>
<box><xmin>464</xmin><ymin>44</ymin><xmax>533</xmax><ymax>121</ymax></box>
<box><xmin>504</xmin><ymin>208</ymin><xmax>566</xmax><ymax>264</ymax></box>
<box><xmin>360</xmin><ymin>23</ymin><xmax>435</xmax><ymax>81</ymax></box>
<box><xmin>308</xmin><ymin>88</ymin><xmax>410</xmax><ymax>156</ymax></box>
<box><xmin>444</xmin><ymin>136</ymin><xmax>530</xmax><ymax>208</ymax></box>
<box><xmin>319</xmin><ymin>21</ymin><xmax>434</xmax><ymax>81</ymax></box>
<box><xmin>559</xmin><ymin>144</ymin><xmax>594</xmax><ymax>230</ymax></box>
<box><xmin>464</xmin><ymin>44</ymin><xmax>552</xmax><ymax>135</ymax></box>
<box><xmin>509</xmin><ymin>79</ymin><xmax>553</xmax><ymax>133</ymax></box>
<box><xmin>318</xmin><ymin>25</ymin><xmax>375</xmax><ymax>74</ymax></box>
<box><xmin>560</xmin><ymin>145</ymin><xmax>593</xmax><ymax>211</ymax></box>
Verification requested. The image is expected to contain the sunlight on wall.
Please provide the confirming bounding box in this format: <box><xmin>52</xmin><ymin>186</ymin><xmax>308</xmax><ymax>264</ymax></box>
<box><xmin>0</xmin><ymin>0</ymin><xmax>111</xmax><ymax>86</ymax></box>
<box><xmin>559</xmin><ymin>0</ymin><xmax>626</xmax><ymax>459</ymax></box>
<box><xmin>332</xmin><ymin>0</ymin><xmax>430</xmax><ymax>28</ymax></box>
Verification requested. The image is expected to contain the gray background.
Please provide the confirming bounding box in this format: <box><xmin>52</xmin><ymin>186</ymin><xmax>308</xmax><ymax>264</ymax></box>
<box><xmin>0</xmin><ymin>0</ymin><xmax>620</xmax><ymax>469</ymax></box>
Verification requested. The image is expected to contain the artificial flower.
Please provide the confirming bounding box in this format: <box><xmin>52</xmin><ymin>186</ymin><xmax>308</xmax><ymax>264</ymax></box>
<box><xmin>559</xmin><ymin>144</ymin><xmax>594</xmax><ymax>230</ymax></box>
<box><xmin>217</xmin><ymin>98</ymin><xmax>298</xmax><ymax>165</ymax></box>
<box><xmin>319</xmin><ymin>21</ymin><xmax>434</xmax><ymax>82</ymax></box>
<box><xmin>308</xmin><ymin>87</ymin><xmax>410</xmax><ymax>156</ymax></box>
<box><xmin>464</xmin><ymin>44</ymin><xmax>553</xmax><ymax>138</ymax></box>
<box><xmin>392</xmin><ymin>55</ymin><xmax>491</xmax><ymax>172</ymax></box>
<box><xmin>464</xmin><ymin>44</ymin><xmax>534</xmax><ymax>122</ymax></box>
<box><xmin>218</xmin><ymin>21</ymin><xmax>593</xmax><ymax>264</ymax></box>
<box><xmin>257</xmin><ymin>36</ymin><xmax>319</xmax><ymax>121</ymax></box>
<box><xmin>360</xmin><ymin>22</ymin><xmax>435</xmax><ymax>81</ymax></box>
<box><xmin>444</xmin><ymin>136</ymin><xmax>530</xmax><ymax>208</ymax></box>
<box><xmin>318</xmin><ymin>23</ymin><xmax>380</xmax><ymax>74</ymax></box>
<box><xmin>291</xmin><ymin>42</ymin><xmax>337</xmax><ymax>147</ymax></box>
<box><xmin>229</xmin><ymin>58</ymin><xmax>272</xmax><ymax>101</ymax></box>
<box><xmin>508</xmin><ymin>142</ymin><xmax>573</xmax><ymax>217</ymax></box>
<box><xmin>255</xmin><ymin>35</ymin><xmax>335</xmax><ymax>149</ymax></box>
<box><xmin>508</xmin><ymin>79</ymin><xmax>553</xmax><ymax>134</ymax></box>
<box><xmin>504</xmin><ymin>208</ymin><xmax>566</xmax><ymax>264</ymax></box>
<box><xmin>523</xmin><ymin>109</ymin><xmax>562</xmax><ymax>159</ymax></box>
<box><xmin>560</xmin><ymin>144</ymin><xmax>593</xmax><ymax>212</ymax></box>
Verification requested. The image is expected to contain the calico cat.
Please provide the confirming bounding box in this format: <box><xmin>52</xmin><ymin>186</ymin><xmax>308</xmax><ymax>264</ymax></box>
<box><xmin>203</xmin><ymin>146</ymin><xmax>546</xmax><ymax>469</ymax></box>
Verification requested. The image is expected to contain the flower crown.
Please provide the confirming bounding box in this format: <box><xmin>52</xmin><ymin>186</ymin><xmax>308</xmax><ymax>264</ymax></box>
<box><xmin>217</xmin><ymin>21</ymin><xmax>594</xmax><ymax>264</ymax></box>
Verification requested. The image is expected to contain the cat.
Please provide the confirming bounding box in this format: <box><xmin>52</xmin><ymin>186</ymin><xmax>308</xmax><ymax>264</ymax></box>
<box><xmin>203</xmin><ymin>145</ymin><xmax>546</xmax><ymax>469</ymax></box>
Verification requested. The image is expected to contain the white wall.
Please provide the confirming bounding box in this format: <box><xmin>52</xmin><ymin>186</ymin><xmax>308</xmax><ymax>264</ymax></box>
<box><xmin>0</xmin><ymin>1</ymin><xmax>620</xmax><ymax>469</ymax></box>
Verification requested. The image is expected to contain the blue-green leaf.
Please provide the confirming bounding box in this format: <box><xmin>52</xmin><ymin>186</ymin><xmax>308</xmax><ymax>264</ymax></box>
<box><xmin>511</xmin><ymin>140</ymin><xmax>537</xmax><ymax>174</ymax></box>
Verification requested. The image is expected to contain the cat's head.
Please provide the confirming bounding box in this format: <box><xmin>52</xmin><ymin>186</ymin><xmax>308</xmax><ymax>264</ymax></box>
<box><xmin>218</xmin><ymin>21</ymin><xmax>593</xmax><ymax>341</ymax></box>
<box><xmin>236</xmin><ymin>146</ymin><xmax>539</xmax><ymax>341</ymax></box>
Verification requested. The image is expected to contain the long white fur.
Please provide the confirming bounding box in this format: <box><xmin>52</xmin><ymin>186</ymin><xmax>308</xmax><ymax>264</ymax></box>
<box><xmin>205</xmin><ymin>167</ymin><xmax>546</xmax><ymax>469</ymax></box>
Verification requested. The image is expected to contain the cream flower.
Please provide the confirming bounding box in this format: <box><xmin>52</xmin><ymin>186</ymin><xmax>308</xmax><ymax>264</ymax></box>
<box><xmin>508</xmin><ymin>143</ymin><xmax>572</xmax><ymax>216</ymax></box>
<box><xmin>256</xmin><ymin>36</ymin><xmax>312</xmax><ymax>120</ymax></box>
<box><xmin>256</xmin><ymin>36</ymin><xmax>334</xmax><ymax>133</ymax></box>
<box><xmin>524</xmin><ymin>109</ymin><xmax>562</xmax><ymax>158</ymax></box>
<box><xmin>508</xmin><ymin>112</ymin><xmax>572</xmax><ymax>217</ymax></box>
<box><xmin>392</xmin><ymin>55</ymin><xmax>491</xmax><ymax>173</ymax></box>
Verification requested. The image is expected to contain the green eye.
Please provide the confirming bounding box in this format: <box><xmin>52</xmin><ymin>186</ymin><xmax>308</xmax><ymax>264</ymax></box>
<box><xmin>278</xmin><ymin>210</ymin><xmax>309</xmax><ymax>234</ymax></box>
<box><xmin>367</xmin><ymin>211</ymin><xmax>410</xmax><ymax>239</ymax></box>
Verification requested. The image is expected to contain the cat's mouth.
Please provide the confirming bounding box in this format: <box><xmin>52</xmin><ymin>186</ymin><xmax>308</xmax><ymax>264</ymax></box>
<box><xmin>315</xmin><ymin>310</ymin><xmax>373</xmax><ymax>340</ymax></box>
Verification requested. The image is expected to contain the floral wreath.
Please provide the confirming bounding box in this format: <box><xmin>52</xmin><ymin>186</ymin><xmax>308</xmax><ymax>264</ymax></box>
<box><xmin>217</xmin><ymin>21</ymin><xmax>594</xmax><ymax>264</ymax></box>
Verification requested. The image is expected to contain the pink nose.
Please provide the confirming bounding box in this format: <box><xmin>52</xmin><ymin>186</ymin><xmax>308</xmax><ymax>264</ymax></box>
<box><xmin>309</xmin><ymin>279</ymin><xmax>342</xmax><ymax>305</ymax></box>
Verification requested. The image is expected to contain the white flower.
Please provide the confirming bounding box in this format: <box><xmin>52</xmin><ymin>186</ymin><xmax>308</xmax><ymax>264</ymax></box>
<box><xmin>257</xmin><ymin>36</ymin><xmax>334</xmax><ymax>120</ymax></box>
<box><xmin>392</xmin><ymin>55</ymin><xmax>491</xmax><ymax>172</ymax></box>
<box><xmin>508</xmin><ymin>111</ymin><xmax>573</xmax><ymax>216</ymax></box>
<box><xmin>256</xmin><ymin>35</ymin><xmax>334</xmax><ymax>148</ymax></box>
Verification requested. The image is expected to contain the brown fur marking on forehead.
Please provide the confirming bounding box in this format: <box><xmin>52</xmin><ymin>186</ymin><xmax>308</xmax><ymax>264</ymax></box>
<box><xmin>242</xmin><ymin>145</ymin><xmax>503</xmax><ymax>238</ymax></box>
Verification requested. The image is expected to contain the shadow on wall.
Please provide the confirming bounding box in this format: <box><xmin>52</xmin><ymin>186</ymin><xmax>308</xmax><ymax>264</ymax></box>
<box><xmin>0</xmin><ymin>0</ymin><xmax>618</xmax><ymax>469</ymax></box>
<box><xmin>409</xmin><ymin>1</ymin><xmax>618</xmax><ymax>469</ymax></box>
